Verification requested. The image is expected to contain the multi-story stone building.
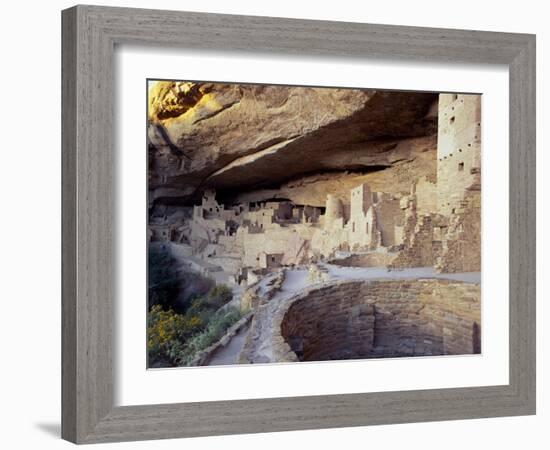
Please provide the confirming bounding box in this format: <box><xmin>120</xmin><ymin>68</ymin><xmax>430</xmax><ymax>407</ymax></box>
<box><xmin>149</xmin><ymin>93</ymin><xmax>482</xmax><ymax>280</ymax></box>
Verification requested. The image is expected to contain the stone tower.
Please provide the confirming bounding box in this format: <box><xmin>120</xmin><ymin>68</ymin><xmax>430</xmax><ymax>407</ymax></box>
<box><xmin>324</xmin><ymin>194</ymin><xmax>344</xmax><ymax>230</ymax></box>
<box><xmin>436</xmin><ymin>94</ymin><xmax>481</xmax><ymax>215</ymax></box>
<box><xmin>350</xmin><ymin>183</ymin><xmax>373</xmax><ymax>220</ymax></box>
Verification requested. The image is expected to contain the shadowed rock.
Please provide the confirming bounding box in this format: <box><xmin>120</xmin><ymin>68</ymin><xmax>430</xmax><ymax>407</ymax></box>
<box><xmin>148</xmin><ymin>81</ymin><xmax>438</xmax><ymax>206</ymax></box>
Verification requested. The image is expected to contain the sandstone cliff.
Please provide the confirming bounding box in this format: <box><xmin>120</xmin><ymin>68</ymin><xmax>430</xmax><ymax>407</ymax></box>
<box><xmin>148</xmin><ymin>81</ymin><xmax>438</xmax><ymax>207</ymax></box>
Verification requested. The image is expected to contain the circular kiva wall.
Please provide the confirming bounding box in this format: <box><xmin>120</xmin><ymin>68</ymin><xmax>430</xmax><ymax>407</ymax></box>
<box><xmin>276</xmin><ymin>279</ymin><xmax>481</xmax><ymax>362</ymax></box>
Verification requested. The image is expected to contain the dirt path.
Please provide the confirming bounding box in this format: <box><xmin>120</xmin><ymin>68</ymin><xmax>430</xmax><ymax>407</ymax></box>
<box><xmin>205</xmin><ymin>323</ymin><xmax>251</xmax><ymax>366</ymax></box>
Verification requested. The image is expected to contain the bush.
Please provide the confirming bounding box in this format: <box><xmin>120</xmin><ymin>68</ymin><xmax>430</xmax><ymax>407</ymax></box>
<box><xmin>147</xmin><ymin>305</ymin><xmax>203</xmax><ymax>367</ymax></box>
<box><xmin>147</xmin><ymin>282</ymin><xmax>239</xmax><ymax>367</ymax></box>
<box><xmin>206</xmin><ymin>284</ymin><xmax>233</xmax><ymax>307</ymax></box>
<box><xmin>186</xmin><ymin>284</ymin><xmax>233</xmax><ymax>317</ymax></box>
<box><xmin>175</xmin><ymin>271</ymin><xmax>215</xmax><ymax>313</ymax></box>
<box><xmin>175</xmin><ymin>307</ymin><xmax>242</xmax><ymax>366</ymax></box>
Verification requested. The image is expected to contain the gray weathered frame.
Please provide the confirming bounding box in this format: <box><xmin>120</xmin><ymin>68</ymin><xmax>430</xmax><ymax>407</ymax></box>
<box><xmin>61</xmin><ymin>4</ymin><xmax>536</xmax><ymax>444</ymax></box>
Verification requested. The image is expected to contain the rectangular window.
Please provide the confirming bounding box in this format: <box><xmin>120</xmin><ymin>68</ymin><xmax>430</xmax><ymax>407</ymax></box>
<box><xmin>458</xmin><ymin>162</ymin><xmax>464</xmax><ymax>171</ymax></box>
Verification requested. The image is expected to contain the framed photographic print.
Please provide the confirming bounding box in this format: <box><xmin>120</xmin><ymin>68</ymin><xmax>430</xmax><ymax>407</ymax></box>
<box><xmin>62</xmin><ymin>5</ymin><xmax>536</xmax><ymax>444</ymax></box>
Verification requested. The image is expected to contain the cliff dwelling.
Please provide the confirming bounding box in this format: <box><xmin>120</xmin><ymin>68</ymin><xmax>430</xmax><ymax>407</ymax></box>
<box><xmin>146</xmin><ymin>80</ymin><xmax>482</xmax><ymax>368</ymax></box>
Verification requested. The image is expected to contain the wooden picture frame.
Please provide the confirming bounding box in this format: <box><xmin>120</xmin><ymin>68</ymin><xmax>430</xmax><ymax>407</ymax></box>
<box><xmin>61</xmin><ymin>5</ymin><xmax>536</xmax><ymax>444</ymax></box>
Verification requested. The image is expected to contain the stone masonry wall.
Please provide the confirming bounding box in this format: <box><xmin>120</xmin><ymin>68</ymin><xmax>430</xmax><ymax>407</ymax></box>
<box><xmin>375</xmin><ymin>193</ymin><xmax>403</xmax><ymax>247</ymax></box>
<box><xmin>388</xmin><ymin>190</ymin><xmax>437</xmax><ymax>269</ymax></box>
<box><xmin>275</xmin><ymin>278</ymin><xmax>480</xmax><ymax>362</ymax></box>
<box><xmin>437</xmin><ymin>94</ymin><xmax>481</xmax><ymax>216</ymax></box>
<box><xmin>240</xmin><ymin>224</ymin><xmax>316</xmax><ymax>267</ymax></box>
<box><xmin>436</xmin><ymin>189</ymin><xmax>481</xmax><ymax>272</ymax></box>
<box><xmin>389</xmin><ymin>214</ymin><xmax>435</xmax><ymax>268</ymax></box>
<box><xmin>329</xmin><ymin>252</ymin><xmax>397</xmax><ymax>268</ymax></box>
<box><xmin>389</xmin><ymin>93</ymin><xmax>481</xmax><ymax>271</ymax></box>
<box><xmin>415</xmin><ymin>176</ymin><xmax>438</xmax><ymax>215</ymax></box>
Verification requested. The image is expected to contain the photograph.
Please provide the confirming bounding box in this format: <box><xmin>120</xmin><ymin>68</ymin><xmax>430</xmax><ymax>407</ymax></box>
<box><xmin>146</xmin><ymin>81</ymin><xmax>482</xmax><ymax>368</ymax></box>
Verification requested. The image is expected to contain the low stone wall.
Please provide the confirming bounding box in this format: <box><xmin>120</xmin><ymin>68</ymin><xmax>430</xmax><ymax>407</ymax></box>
<box><xmin>329</xmin><ymin>252</ymin><xmax>397</xmax><ymax>268</ymax></box>
<box><xmin>188</xmin><ymin>312</ymin><xmax>253</xmax><ymax>366</ymax></box>
<box><xmin>240</xmin><ymin>269</ymin><xmax>286</xmax><ymax>311</ymax></box>
<box><xmin>274</xmin><ymin>278</ymin><xmax>480</xmax><ymax>362</ymax></box>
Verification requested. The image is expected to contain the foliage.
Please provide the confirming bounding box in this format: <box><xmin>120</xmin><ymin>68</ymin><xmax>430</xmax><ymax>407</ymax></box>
<box><xmin>147</xmin><ymin>305</ymin><xmax>202</xmax><ymax>367</ymax></box>
<box><xmin>147</xmin><ymin>283</ymin><xmax>239</xmax><ymax>367</ymax></box>
<box><xmin>207</xmin><ymin>284</ymin><xmax>233</xmax><ymax>306</ymax></box>
<box><xmin>173</xmin><ymin>271</ymin><xmax>215</xmax><ymax>314</ymax></box>
<box><xmin>186</xmin><ymin>284</ymin><xmax>233</xmax><ymax>318</ymax></box>
<box><xmin>175</xmin><ymin>307</ymin><xmax>242</xmax><ymax>366</ymax></box>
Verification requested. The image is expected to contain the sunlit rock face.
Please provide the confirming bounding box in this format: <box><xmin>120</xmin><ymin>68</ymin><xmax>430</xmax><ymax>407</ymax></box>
<box><xmin>148</xmin><ymin>81</ymin><xmax>438</xmax><ymax>207</ymax></box>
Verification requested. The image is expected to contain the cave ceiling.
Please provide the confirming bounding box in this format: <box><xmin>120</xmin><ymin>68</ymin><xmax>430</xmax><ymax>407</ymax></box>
<box><xmin>148</xmin><ymin>81</ymin><xmax>438</xmax><ymax>206</ymax></box>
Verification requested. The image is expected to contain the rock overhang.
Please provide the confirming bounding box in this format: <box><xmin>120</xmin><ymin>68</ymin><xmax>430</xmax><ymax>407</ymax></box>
<box><xmin>147</xmin><ymin>81</ymin><xmax>438</xmax><ymax>206</ymax></box>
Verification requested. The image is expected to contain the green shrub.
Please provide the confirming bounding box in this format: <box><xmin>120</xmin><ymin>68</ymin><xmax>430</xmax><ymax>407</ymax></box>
<box><xmin>173</xmin><ymin>272</ymin><xmax>215</xmax><ymax>314</ymax></box>
<box><xmin>186</xmin><ymin>284</ymin><xmax>233</xmax><ymax>317</ymax></box>
<box><xmin>147</xmin><ymin>281</ymin><xmax>239</xmax><ymax>367</ymax></box>
<box><xmin>185</xmin><ymin>298</ymin><xmax>214</xmax><ymax>324</ymax></box>
<box><xmin>206</xmin><ymin>284</ymin><xmax>233</xmax><ymax>307</ymax></box>
<box><xmin>176</xmin><ymin>307</ymin><xmax>242</xmax><ymax>366</ymax></box>
<box><xmin>147</xmin><ymin>305</ymin><xmax>203</xmax><ymax>367</ymax></box>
